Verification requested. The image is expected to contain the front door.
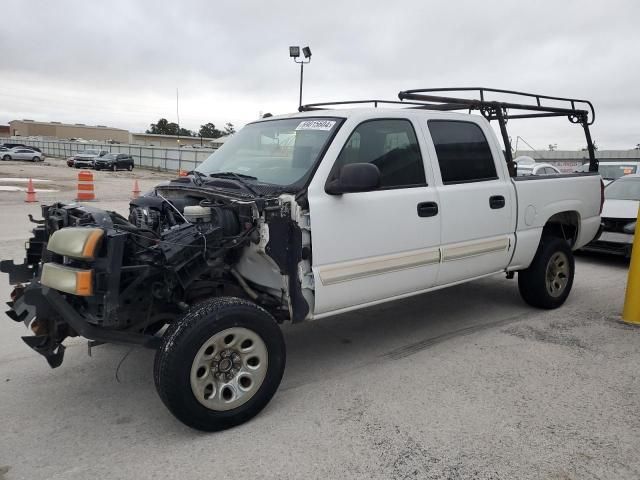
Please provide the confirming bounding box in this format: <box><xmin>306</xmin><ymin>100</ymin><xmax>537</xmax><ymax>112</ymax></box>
<box><xmin>422</xmin><ymin>119</ymin><xmax>516</xmax><ymax>286</ymax></box>
<box><xmin>308</xmin><ymin>117</ymin><xmax>442</xmax><ymax>317</ymax></box>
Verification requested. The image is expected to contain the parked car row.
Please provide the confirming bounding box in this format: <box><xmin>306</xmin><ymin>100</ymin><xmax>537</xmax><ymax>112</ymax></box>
<box><xmin>574</xmin><ymin>161</ymin><xmax>640</xmax><ymax>185</ymax></box>
<box><xmin>67</xmin><ymin>150</ymin><xmax>135</xmax><ymax>171</ymax></box>
<box><xmin>0</xmin><ymin>145</ymin><xmax>45</xmax><ymax>162</ymax></box>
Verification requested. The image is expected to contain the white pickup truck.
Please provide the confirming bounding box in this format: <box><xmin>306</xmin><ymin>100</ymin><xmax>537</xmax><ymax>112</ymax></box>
<box><xmin>2</xmin><ymin>88</ymin><xmax>603</xmax><ymax>431</ymax></box>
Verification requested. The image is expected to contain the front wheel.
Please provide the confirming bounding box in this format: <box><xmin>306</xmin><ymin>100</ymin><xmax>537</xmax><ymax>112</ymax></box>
<box><xmin>112</xmin><ymin>164</ymin><xmax>117</xmax><ymax>172</ymax></box>
<box><xmin>127</xmin><ymin>164</ymin><xmax>133</xmax><ymax>171</ymax></box>
<box><xmin>32</xmin><ymin>156</ymin><xmax>40</xmax><ymax>162</ymax></box>
<box><xmin>3</xmin><ymin>155</ymin><xmax>11</xmax><ymax>161</ymax></box>
<box><xmin>518</xmin><ymin>237</ymin><xmax>575</xmax><ymax>309</ymax></box>
<box><xmin>154</xmin><ymin>297</ymin><xmax>285</xmax><ymax>431</ymax></box>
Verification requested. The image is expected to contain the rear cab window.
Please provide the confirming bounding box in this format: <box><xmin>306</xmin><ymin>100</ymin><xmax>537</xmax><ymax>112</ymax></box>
<box><xmin>427</xmin><ymin>120</ymin><xmax>498</xmax><ymax>185</ymax></box>
<box><xmin>329</xmin><ymin>118</ymin><xmax>426</xmax><ymax>189</ymax></box>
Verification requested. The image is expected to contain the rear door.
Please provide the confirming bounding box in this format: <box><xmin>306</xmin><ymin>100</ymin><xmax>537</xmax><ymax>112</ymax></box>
<box><xmin>423</xmin><ymin>119</ymin><xmax>516</xmax><ymax>286</ymax></box>
<box><xmin>15</xmin><ymin>149</ymin><xmax>31</xmax><ymax>160</ymax></box>
<box><xmin>308</xmin><ymin>117</ymin><xmax>441</xmax><ymax>316</ymax></box>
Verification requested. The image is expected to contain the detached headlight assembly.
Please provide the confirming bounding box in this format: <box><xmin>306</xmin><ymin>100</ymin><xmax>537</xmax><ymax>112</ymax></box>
<box><xmin>624</xmin><ymin>221</ymin><xmax>636</xmax><ymax>234</ymax></box>
<box><xmin>47</xmin><ymin>227</ymin><xmax>104</xmax><ymax>259</ymax></box>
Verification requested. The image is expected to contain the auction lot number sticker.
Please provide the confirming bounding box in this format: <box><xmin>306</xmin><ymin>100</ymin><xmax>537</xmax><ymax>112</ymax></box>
<box><xmin>296</xmin><ymin>120</ymin><xmax>336</xmax><ymax>131</ymax></box>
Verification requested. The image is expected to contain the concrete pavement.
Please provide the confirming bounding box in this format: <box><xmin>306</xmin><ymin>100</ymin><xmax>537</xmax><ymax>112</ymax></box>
<box><xmin>0</xmin><ymin>160</ymin><xmax>638</xmax><ymax>480</ymax></box>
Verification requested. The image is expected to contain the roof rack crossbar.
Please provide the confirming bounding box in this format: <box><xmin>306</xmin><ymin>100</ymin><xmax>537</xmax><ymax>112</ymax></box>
<box><xmin>408</xmin><ymin>103</ymin><xmax>471</xmax><ymax>111</ymax></box>
<box><xmin>299</xmin><ymin>99</ymin><xmax>429</xmax><ymax>111</ymax></box>
<box><xmin>397</xmin><ymin>87</ymin><xmax>595</xmax><ymax>125</ymax></box>
<box><xmin>486</xmin><ymin>112</ymin><xmax>570</xmax><ymax>121</ymax></box>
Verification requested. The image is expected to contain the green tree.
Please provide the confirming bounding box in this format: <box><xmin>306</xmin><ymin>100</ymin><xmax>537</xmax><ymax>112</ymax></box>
<box><xmin>223</xmin><ymin>122</ymin><xmax>236</xmax><ymax>135</ymax></box>
<box><xmin>146</xmin><ymin>118</ymin><xmax>169</xmax><ymax>134</ymax></box>
<box><xmin>178</xmin><ymin>127</ymin><xmax>194</xmax><ymax>136</ymax></box>
<box><xmin>146</xmin><ymin>118</ymin><xmax>193</xmax><ymax>136</ymax></box>
<box><xmin>198</xmin><ymin>122</ymin><xmax>222</xmax><ymax>138</ymax></box>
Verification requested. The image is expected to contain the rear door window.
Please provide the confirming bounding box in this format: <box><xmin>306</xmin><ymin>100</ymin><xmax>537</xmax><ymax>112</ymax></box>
<box><xmin>428</xmin><ymin>120</ymin><xmax>498</xmax><ymax>185</ymax></box>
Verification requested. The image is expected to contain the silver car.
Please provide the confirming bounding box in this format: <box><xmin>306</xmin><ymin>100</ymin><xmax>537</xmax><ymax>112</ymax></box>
<box><xmin>583</xmin><ymin>174</ymin><xmax>639</xmax><ymax>257</ymax></box>
<box><xmin>515</xmin><ymin>156</ymin><xmax>561</xmax><ymax>176</ymax></box>
<box><xmin>2</xmin><ymin>148</ymin><xmax>44</xmax><ymax>162</ymax></box>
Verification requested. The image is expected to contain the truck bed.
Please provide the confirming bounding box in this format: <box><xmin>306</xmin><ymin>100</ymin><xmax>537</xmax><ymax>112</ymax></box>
<box><xmin>509</xmin><ymin>172</ymin><xmax>602</xmax><ymax>270</ymax></box>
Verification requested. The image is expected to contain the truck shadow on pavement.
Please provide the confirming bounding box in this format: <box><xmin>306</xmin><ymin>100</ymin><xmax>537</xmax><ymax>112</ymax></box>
<box><xmin>4</xmin><ymin>274</ymin><xmax>540</xmax><ymax>436</ymax></box>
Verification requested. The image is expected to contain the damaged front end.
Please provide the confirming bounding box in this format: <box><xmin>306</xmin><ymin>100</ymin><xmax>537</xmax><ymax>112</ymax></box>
<box><xmin>2</xmin><ymin>182</ymin><xmax>312</xmax><ymax>368</ymax></box>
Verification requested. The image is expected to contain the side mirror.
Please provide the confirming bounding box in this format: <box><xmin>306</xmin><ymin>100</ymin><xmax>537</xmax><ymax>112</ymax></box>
<box><xmin>325</xmin><ymin>163</ymin><xmax>381</xmax><ymax>195</ymax></box>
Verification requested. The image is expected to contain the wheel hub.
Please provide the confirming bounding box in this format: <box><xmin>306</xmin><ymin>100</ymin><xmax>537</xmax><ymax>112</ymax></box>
<box><xmin>190</xmin><ymin>327</ymin><xmax>269</xmax><ymax>411</ymax></box>
<box><xmin>211</xmin><ymin>350</ymin><xmax>242</xmax><ymax>380</ymax></box>
<box><xmin>545</xmin><ymin>251</ymin><xmax>569</xmax><ymax>297</ymax></box>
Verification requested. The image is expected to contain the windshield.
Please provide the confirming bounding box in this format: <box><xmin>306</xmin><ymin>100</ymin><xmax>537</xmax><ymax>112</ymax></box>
<box><xmin>81</xmin><ymin>149</ymin><xmax>100</xmax><ymax>155</ymax></box>
<box><xmin>605</xmin><ymin>178</ymin><xmax>640</xmax><ymax>201</ymax></box>
<box><xmin>196</xmin><ymin>118</ymin><xmax>341</xmax><ymax>186</ymax></box>
<box><xmin>599</xmin><ymin>164</ymin><xmax>637</xmax><ymax>180</ymax></box>
<box><xmin>102</xmin><ymin>153</ymin><xmax>117</xmax><ymax>160</ymax></box>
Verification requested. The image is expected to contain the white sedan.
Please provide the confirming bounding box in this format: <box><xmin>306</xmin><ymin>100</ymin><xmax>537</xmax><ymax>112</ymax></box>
<box><xmin>584</xmin><ymin>174</ymin><xmax>639</xmax><ymax>257</ymax></box>
<box><xmin>2</xmin><ymin>148</ymin><xmax>44</xmax><ymax>162</ymax></box>
<box><xmin>515</xmin><ymin>156</ymin><xmax>561</xmax><ymax>176</ymax></box>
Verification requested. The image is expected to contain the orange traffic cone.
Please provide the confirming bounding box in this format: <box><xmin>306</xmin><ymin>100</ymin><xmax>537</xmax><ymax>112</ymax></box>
<box><xmin>25</xmin><ymin>178</ymin><xmax>37</xmax><ymax>203</ymax></box>
<box><xmin>132</xmin><ymin>180</ymin><xmax>141</xmax><ymax>199</ymax></box>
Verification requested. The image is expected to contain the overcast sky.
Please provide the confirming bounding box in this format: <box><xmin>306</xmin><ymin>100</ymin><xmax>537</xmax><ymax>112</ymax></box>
<box><xmin>1</xmin><ymin>0</ymin><xmax>638</xmax><ymax>149</ymax></box>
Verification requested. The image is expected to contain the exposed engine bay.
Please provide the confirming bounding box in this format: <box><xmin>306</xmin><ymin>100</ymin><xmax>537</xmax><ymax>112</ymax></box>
<box><xmin>1</xmin><ymin>178</ymin><xmax>313</xmax><ymax>367</ymax></box>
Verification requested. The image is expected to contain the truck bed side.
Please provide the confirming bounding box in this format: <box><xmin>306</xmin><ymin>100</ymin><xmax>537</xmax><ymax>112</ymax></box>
<box><xmin>508</xmin><ymin>172</ymin><xmax>602</xmax><ymax>270</ymax></box>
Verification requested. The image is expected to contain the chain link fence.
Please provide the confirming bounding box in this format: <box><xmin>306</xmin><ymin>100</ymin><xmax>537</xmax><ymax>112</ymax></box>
<box><xmin>0</xmin><ymin>137</ymin><xmax>217</xmax><ymax>172</ymax></box>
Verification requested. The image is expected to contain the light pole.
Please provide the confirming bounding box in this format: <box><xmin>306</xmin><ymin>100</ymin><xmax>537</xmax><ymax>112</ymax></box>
<box><xmin>289</xmin><ymin>46</ymin><xmax>311</xmax><ymax>109</ymax></box>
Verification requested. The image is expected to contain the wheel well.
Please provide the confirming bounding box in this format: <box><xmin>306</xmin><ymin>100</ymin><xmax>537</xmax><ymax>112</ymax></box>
<box><xmin>542</xmin><ymin>211</ymin><xmax>580</xmax><ymax>247</ymax></box>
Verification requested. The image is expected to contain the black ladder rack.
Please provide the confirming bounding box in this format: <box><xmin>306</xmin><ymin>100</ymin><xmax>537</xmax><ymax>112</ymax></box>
<box><xmin>300</xmin><ymin>87</ymin><xmax>598</xmax><ymax>174</ymax></box>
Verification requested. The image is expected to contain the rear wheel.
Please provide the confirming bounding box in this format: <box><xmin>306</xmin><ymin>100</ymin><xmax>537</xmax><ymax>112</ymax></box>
<box><xmin>518</xmin><ymin>237</ymin><xmax>574</xmax><ymax>309</ymax></box>
<box><xmin>112</xmin><ymin>164</ymin><xmax>117</xmax><ymax>172</ymax></box>
<box><xmin>127</xmin><ymin>164</ymin><xmax>133</xmax><ymax>171</ymax></box>
<box><xmin>154</xmin><ymin>297</ymin><xmax>285</xmax><ymax>431</ymax></box>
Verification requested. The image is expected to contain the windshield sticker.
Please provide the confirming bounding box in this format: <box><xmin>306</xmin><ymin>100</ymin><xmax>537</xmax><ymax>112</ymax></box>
<box><xmin>295</xmin><ymin>120</ymin><xmax>336</xmax><ymax>131</ymax></box>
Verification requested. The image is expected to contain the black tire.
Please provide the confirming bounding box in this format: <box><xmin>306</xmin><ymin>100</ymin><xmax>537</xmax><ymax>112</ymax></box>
<box><xmin>112</xmin><ymin>164</ymin><xmax>117</xmax><ymax>172</ymax></box>
<box><xmin>154</xmin><ymin>297</ymin><xmax>285</xmax><ymax>431</ymax></box>
<box><xmin>3</xmin><ymin>155</ymin><xmax>11</xmax><ymax>161</ymax></box>
<box><xmin>32</xmin><ymin>156</ymin><xmax>40</xmax><ymax>162</ymax></box>
<box><xmin>518</xmin><ymin>237</ymin><xmax>575</xmax><ymax>309</ymax></box>
<box><xmin>127</xmin><ymin>164</ymin><xmax>133</xmax><ymax>171</ymax></box>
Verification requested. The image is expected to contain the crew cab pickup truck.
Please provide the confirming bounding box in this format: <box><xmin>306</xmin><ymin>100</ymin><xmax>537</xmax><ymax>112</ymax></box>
<box><xmin>1</xmin><ymin>88</ymin><xmax>603</xmax><ymax>431</ymax></box>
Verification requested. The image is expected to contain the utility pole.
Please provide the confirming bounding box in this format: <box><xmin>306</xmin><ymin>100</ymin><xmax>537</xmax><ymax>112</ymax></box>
<box><xmin>176</xmin><ymin>88</ymin><xmax>180</xmax><ymax>146</ymax></box>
